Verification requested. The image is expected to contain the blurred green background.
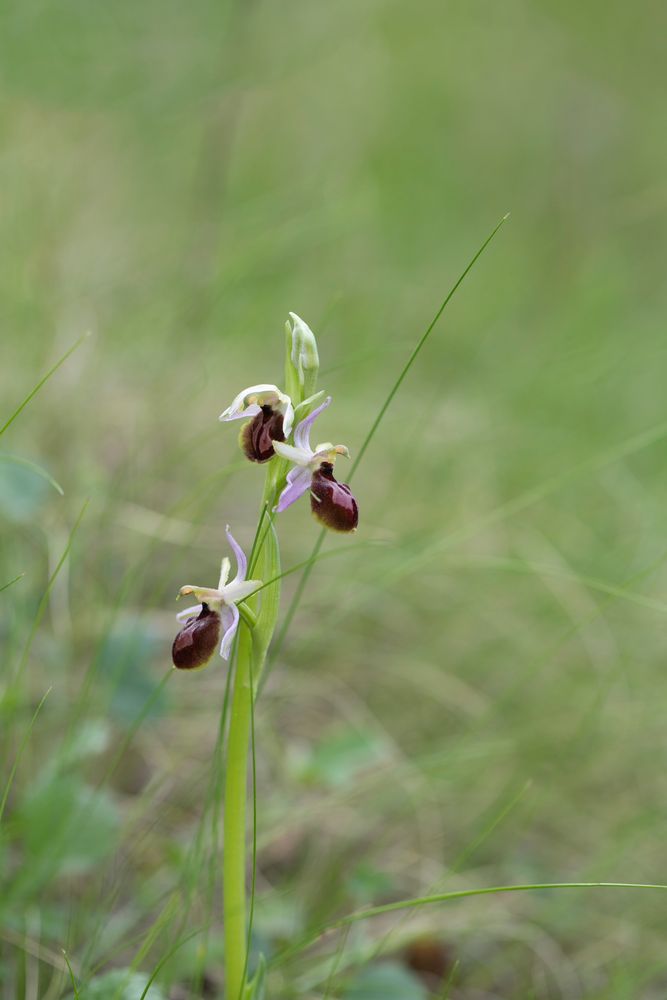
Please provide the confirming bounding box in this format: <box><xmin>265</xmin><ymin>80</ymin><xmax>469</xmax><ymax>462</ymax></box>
<box><xmin>2</xmin><ymin>0</ymin><xmax>667</xmax><ymax>996</ymax></box>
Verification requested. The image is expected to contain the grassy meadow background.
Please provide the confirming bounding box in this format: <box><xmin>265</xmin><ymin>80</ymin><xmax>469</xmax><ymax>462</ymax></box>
<box><xmin>2</xmin><ymin>0</ymin><xmax>667</xmax><ymax>996</ymax></box>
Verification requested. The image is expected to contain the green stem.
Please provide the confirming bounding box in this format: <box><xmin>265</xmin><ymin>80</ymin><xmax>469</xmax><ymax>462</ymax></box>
<box><xmin>223</xmin><ymin>470</ymin><xmax>284</xmax><ymax>998</ymax></box>
<box><xmin>223</xmin><ymin>622</ymin><xmax>253</xmax><ymax>1000</ymax></box>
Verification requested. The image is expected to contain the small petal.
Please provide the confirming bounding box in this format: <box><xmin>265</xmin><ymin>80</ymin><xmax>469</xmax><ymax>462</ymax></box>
<box><xmin>222</xmin><ymin>402</ymin><xmax>261</xmax><ymax>423</ymax></box>
<box><xmin>225</xmin><ymin>525</ymin><xmax>247</xmax><ymax>583</ymax></box>
<box><xmin>283</xmin><ymin>399</ymin><xmax>295</xmax><ymax>437</ymax></box>
<box><xmin>179</xmin><ymin>584</ymin><xmax>225</xmax><ymax>605</ymax></box>
<box><xmin>294</xmin><ymin>396</ymin><xmax>332</xmax><ymax>453</ymax></box>
<box><xmin>274</xmin><ymin>465</ymin><xmax>312</xmax><ymax>512</ymax></box>
<box><xmin>219</xmin><ymin>603</ymin><xmax>240</xmax><ymax>660</ymax></box>
<box><xmin>218</xmin><ymin>557</ymin><xmax>231</xmax><ymax>589</ymax></box>
<box><xmin>219</xmin><ymin>384</ymin><xmax>282</xmax><ymax>422</ymax></box>
<box><xmin>176</xmin><ymin>603</ymin><xmax>202</xmax><ymax>623</ymax></box>
<box><xmin>314</xmin><ymin>443</ymin><xmax>350</xmax><ymax>461</ymax></box>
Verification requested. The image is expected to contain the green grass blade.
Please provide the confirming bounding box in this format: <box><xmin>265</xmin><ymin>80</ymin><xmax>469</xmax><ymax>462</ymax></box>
<box><xmin>0</xmin><ymin>332</ymin><xmax>90</xmax><ymax>438</ymax></box>
<box><xmin>349</xmin><ymin>212</ymin><xmax>509</xmax><ymax>481</ymax></box>
<box><xmin>13</xmin><ymin>499</ymin><xmax>89</xmax><ymax>684</ymax></box>
<box><xmin>272</xmin><ymin>881</ymin><xmax>667</xmax><ymax>966</ymax></box>
<box><xmin>0</xmin><ymin>573</ymin><xmax>24</xmax><ymax>594</ymax></box>
<box><xmin>61</xmin><ymin>951</ymin><xmax>80</xmax><ymax>998</ymax></box>
<box><xmin>0</xmin><ymin>686</ymin><xmax>51</xmax><ymax>824</ymax></box>
<box><xmin>138</xmin><ymin>926</ymin><xmax>206</xmax><ymax>1000</ymax></box>
<box><xmin>268</xmin><ymin>214</ymin><xmax>509</xmax><ymax>669</ymax></box>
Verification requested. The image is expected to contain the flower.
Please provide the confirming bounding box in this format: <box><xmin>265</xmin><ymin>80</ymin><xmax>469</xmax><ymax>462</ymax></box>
<box><xmin>172</xmin><ymin>527</ymin><xmax>261</xmax><ymax>668</ymax></box>
<box><xmin>273</xmin><ymin>397</ymin><xmax>359</xmax><ymax>532</ymax></box>
<box><xmin>219</xmin><ymin>384</ymin><xmax>295</xmax><ymax>463</ymax></box>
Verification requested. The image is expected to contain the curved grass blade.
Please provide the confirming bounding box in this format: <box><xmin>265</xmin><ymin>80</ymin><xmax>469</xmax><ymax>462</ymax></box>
<box><xmin>0</xmin><ymin>453</ymin><xmax>64</xmax><ymax>496</ymax></box>
<box><xmin>349</xmin><ymin>212</ymin><xmax>509</xmax><ymax>481</ymax></box>
<box><xmin>13</xmin><ymin>499</ymin><xmax>89</xmax><ymax>684</ymax></box>
<box><xmin>272</xmin><ymin>881</ymin><xmax>667</xmax><ymax>967</ymax></box>
<box><xmin>0</xmin><ymin>332</ymin><xmax>90</xmax><ymax>438</ymax></box>
<box><xmin>269</xmin><ymin>213</ymin><xmax>510</xmax><ymax>668</ymax></box>
<box><xmin>62</xmin><ymin>951</ymin><xmax>80</xmax><ymax>998</ymax></box>
<box><xmin>137</xmin><ymin>925</ymin><xmax>206</xmax><ymax>1000</ymax></box>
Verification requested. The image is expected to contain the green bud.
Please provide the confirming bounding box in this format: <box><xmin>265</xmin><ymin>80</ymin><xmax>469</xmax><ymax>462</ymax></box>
<box><xmin>285</xmin><ymin>311</ymin><xmax>319</xmax><ymax>403</ymax></box>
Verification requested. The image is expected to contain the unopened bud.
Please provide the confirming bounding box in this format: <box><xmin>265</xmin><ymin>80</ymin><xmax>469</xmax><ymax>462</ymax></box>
<box><xmin>286</xmin><ymin>312</ymin><xmax>319</xmax><ymax>400</ymax></box>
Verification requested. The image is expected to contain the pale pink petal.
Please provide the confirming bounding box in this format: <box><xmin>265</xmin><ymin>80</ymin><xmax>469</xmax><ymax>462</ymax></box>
<box><xmin>176</xmin><ymin>603</ymin><xmax>202</xmax><ymax>623</ymax></box>
<box><xmin>274</xmin><ymin>466</ymin><xmax>312</xmax><ymax>512</ymax></box>
<box><xmin>219</xmin><ymin>402</ymin><xmax>261</xmax><ymax>423</ymax></box>
<box><xmin>294</xmin><ymin>396</ymin><xmax>332</xmax><ymax>453</ymax></box>
<box><xmin>220</xmin><ymin>603</ymin><xmax>240</xmax><ymax>660</ymax></box>
<box><xmin>225</xmin><ymin>525</ymin><xmax>247</xmax><ymax>583</ymax></box>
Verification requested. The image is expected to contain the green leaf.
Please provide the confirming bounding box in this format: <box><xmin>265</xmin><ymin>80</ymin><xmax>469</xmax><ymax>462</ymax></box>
<box><xmin>342</xmin><ymin>962</ymin><xmax>428</xmax><ymax>1000</ymax></box>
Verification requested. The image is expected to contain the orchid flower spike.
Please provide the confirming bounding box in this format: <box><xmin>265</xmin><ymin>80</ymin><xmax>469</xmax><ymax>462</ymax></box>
<box><xmin>219</xmin><ymin>384</ymin><xmax>294</xmax><ymax>463</ymax></box>
<box><xmin>273</xmin><ymin>397</ymin><xmax>359</xmax><ymax>533</ymax></box>
<box><xmin>172</xmin><ymin>527</ymin><xmax>261</xmax><ymax>669</ymax></box>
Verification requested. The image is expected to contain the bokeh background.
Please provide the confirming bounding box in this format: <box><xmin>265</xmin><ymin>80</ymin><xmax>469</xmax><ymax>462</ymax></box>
<box><xmin>2</xmin><ymin>1</ymin><xmax>667</xmax><ymax>997</ymax></box>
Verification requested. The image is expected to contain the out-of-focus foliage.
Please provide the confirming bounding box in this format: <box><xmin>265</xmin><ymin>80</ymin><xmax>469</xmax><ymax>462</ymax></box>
<box><xmin>2</xmin><ymin>0</ymin><xmax>667</xmax><ymax>996</ymax></box>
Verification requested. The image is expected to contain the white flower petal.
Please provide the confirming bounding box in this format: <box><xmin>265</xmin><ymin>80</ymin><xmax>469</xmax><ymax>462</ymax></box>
<box><xmin>223</xmin><ymin>578</ymin><xmax>262</xmax><ymax>604</ymax></box>
<box><xmin>176</xmin><ymin>603</ymin><xmax>202</xmax><ymax>623</ymax></box>
<box><xmin>218</xmin><ymin>557</ymin><xmax>231</xmax><ymax>589</ymax></box>
<box><xmin>273</xmin><ymin>441</ymin><xmax>313</xmax><ymax>466</ymax></box>
<box><xmin>219</xmin><ymin>383</ymin><xmax>282</xmax><ymax>422</ymax></box>
<box><xmin>219</xmin><ymin>402</ymin><xmax>261</xmax><ymax>423</ymax></box>
<box><xmin>283</xmin><ymin>399</ymin><xmax>295</xmax><ymax>437</ymax></box>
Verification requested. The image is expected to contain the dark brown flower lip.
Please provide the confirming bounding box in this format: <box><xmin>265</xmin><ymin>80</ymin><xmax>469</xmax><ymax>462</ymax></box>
<box><xmin>172</xmin><ymin>603</ymin><xmax>221</xmax><ymax>670</ymax></box>
<box><xmin>310</xmin><ymin>462</ymin><xmax>358</xmax><ymax>533</ymax></box>
<box><xmin>240</xmin><ymin>405</ymin><xmax>286</xmax><ymax>463</ymax></box>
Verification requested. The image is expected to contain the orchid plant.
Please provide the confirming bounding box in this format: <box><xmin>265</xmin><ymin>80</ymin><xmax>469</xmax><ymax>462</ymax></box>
<box><xmin>170</xmin><ymin>313</ymin><xmax>358</xmax><ymax>999</ymax></box>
